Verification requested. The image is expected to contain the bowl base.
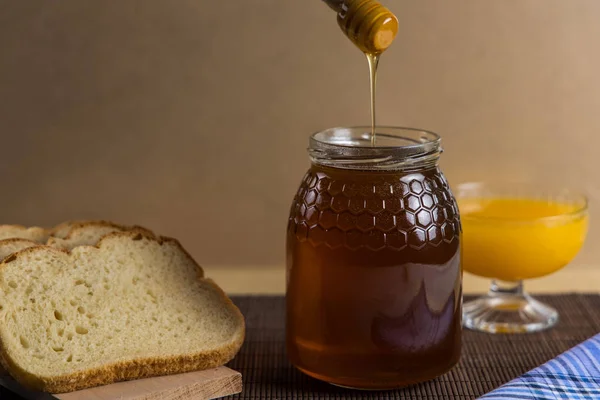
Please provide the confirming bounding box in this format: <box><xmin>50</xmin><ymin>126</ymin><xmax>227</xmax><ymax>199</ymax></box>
<box><xmin>463</xmin><ymin>285</ymin><xmax>558</xmax><ymax>333</ymax></box>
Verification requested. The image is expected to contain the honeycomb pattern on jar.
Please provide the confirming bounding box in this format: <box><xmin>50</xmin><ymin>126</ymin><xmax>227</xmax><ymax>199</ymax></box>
<box><xmin>288</xmin><ymin>170</ymin><xmax>461</xmax><ymax>251</ymax></box>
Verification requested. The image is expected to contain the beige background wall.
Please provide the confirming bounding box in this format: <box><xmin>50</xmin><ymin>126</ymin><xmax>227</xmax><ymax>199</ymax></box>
<box><xmin>1</xmin><ymin>0</ymin><xmax>599</xmax><ymax>269</ymax></box>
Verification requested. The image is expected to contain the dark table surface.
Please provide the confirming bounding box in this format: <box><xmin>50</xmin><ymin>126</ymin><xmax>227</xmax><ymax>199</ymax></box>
<box><xmin>1</xmin><ymin>294</ymin><xmax>598</xmax><ymax>400</ymax></box>
<box><xmin>225</xmin><ymin>294</ymin><xmax>600</xmax><ymax>400</ymax></box>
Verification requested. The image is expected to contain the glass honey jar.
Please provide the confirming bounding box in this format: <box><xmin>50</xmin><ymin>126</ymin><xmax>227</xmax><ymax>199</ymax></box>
<box><xmin>286</xmin><ymin>127</ymin><xmax>462</xmax><ymax>389</ymax></box>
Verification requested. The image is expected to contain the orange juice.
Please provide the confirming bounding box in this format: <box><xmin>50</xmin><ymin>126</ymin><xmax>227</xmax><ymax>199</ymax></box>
<box><xmin>459</xmin><ymin>198</ymin><xmax>588</xmax><ymax>281</ymax></box>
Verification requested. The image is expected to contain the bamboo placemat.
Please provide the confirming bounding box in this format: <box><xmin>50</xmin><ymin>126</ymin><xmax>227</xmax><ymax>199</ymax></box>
<box><xmin>225</xmin><ymin>294</ymin><xmax>600</xmax><ymax>399</ymax></box>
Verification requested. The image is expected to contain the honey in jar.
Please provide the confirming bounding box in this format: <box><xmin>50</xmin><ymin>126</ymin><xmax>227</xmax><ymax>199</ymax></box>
<box><xmin>286</xmin><ymin>127</ymin><xmax>462</xmax><ymax>389</ymax></box>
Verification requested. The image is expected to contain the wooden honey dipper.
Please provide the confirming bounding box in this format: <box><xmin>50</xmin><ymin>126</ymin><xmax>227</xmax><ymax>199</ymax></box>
<box><xmin>323</xmin><ymin>0</ymin><xmax>399</xmax><ymax>54</ymax></box>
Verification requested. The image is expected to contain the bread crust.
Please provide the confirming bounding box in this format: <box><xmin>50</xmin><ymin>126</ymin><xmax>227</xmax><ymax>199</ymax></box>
<box><xmin>0</xmin><ymin>238</ymin><xmax>42</xmax><ymax>262</ymax></box>
<box><xmin>0</xmin><ymin>225</ymin><xmax>50</xmax><ymax>242</ymax></box>
<box><xmin>50</xmin><ymin>220</ymin><xmax>156</xmax><ymax>239</ymax></box>
<box><xmin>0</xmin><ymin>224</ymin><xmax>29</xmax><ymax>231</ymax></box>
<box><xmin>60</xmin><ymin>220</ymin><xmax>123</xmax><ymax>239</ymax></box>
<box><xmin>0</xmin><ymin>231</ymin><xmax>244</xmax><ymax>393</ymax></box>
<box><xmin>50</xmin><ymin>220</ymin><xmax>115</xmax><ymax>238</ymax></box>
<box><xmin>0</xmin><ymin>238</ymin><xmax>39</xmax><ymax>245</ymax></box>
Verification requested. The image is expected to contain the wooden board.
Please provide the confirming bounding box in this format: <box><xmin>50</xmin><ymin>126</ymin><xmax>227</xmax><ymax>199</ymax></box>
<box><xmin>0</xmin><ymin>367</ymin><xmax>242</xmax><ymax>400</ymax></box>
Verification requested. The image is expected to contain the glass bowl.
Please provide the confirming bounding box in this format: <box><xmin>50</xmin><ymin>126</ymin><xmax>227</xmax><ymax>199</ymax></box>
<box><xmin>455</xmin><ymin>181</ymin><xmax>588</xmax><ymax>333</ymax></box>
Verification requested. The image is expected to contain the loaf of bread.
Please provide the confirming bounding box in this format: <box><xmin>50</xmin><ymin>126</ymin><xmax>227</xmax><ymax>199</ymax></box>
<box><xmin>0</xmin><ymin>231</ymin><xmax>245</xmax><ymax>393</ymax></box>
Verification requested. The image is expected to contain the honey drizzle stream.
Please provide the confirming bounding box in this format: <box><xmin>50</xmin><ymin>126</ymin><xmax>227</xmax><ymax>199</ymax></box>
<box><xmin>366</xmin><ymin>53</ymin><xmax>380</xmax><ymax>146</ymax></box>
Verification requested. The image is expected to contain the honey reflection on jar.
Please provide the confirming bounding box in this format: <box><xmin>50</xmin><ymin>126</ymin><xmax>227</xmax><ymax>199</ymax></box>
<box><xmin>286</xmin><ymin>127</ymin><xmax>462</xmax><ymax>390</ymax></box>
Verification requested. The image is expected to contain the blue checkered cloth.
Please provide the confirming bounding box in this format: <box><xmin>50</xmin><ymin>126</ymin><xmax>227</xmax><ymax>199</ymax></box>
<box><xmin>479</xmin><ymin>333</ymin><xmax>600</xmax><ymax>399</ymax></box>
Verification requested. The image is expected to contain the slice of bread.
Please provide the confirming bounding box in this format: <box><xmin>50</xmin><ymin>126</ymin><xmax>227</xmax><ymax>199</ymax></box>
<box><xmin>50</xmin><ymin>220</ymin><xmax>154</xmax><ymax>240</ymax></box>
<box><xmin>0</xmin><ymin>221</ymin><xmax>155</xmax><ymax>261</ymax></box>
<box><xmin>0</xmin><ymin>225</ymin><xmax>49</xmax><ymax>243</ymax></box>
<box><xmin>0</xmin><ymin>239</ymin><xmax>41</xmax><ymax>262</ymax></box>
<box><xmin>47</xmin><ymin>221</ymin><xmax>155</xmax><ymax>250</ymax></box>
<box><xmin>0</xmin><ymin>231</ymin><xmax>245</xmax><ymax>393</ymax></box>
<box><xmin>0</xmin><ymin>223</ymin><xmax>157</xmax><ymax>378</ymax></box>
<box><xmin>50</xmin><ymin>220</ymin><xmax>107</xmax><ymax>239</ymax></box>
<box><xmin>0</xmin><ymin>239</ymin><xmax>45</xmax><ymax>375</ymax></box>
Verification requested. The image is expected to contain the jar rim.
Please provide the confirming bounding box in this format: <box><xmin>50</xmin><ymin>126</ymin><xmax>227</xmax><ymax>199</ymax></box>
<box><xmin>308</xmin><ymin>126</ymin><xmax>442</xmax><ymax>170</ymax></box>
<box><xmin>310</xmin><ymin>126</ymin><xmax>441</xmax><ymax>149</ymax></box>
